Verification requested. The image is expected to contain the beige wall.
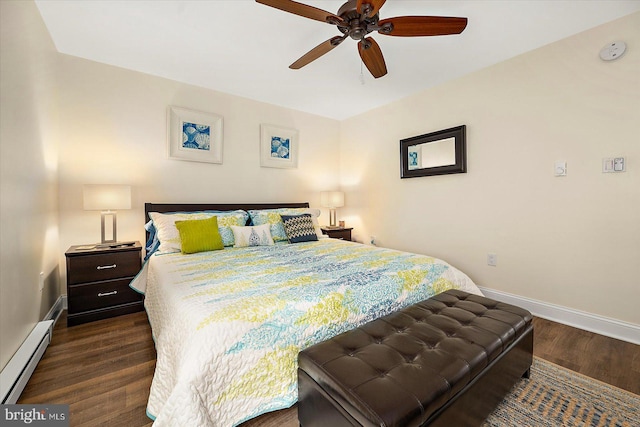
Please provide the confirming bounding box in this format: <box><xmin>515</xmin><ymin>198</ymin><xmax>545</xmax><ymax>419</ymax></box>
<box><xmin>55</xmin><ymin>50</ymin><xmax>341</xmax><ymax>286</ymax></box>
<box><xmin>340</xmin><ymin>12</ymin><xmax>640</xmax><ymax>324</ymax></box>
<box><xmin>0</xmin><ymin>1</ymin><xmax>61</xmax><ymax>369</ymax></box>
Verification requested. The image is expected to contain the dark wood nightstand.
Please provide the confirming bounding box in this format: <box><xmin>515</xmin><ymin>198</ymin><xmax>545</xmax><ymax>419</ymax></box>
<box><xmin>321</xmin><ymin>227</ymin><xmax>353</xmax><ymax>241</ymax></box>
<box><xmin>65</xmin><ymin>242</ymin><xmax>143</xmax><ymax>326</ymax></box>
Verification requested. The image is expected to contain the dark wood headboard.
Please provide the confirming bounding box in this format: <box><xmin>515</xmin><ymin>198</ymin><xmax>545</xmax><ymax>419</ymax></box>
<box><xmin>144</xmin><ymin>202</ymin><xmax>310</xmax><ymax>241</ymax></box>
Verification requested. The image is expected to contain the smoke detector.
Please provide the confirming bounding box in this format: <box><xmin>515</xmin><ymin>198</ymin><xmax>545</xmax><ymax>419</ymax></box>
<box><xmin>599</xmin><ymin>41</ymin><xmax>626</xmax><ymax>61</ymax></box>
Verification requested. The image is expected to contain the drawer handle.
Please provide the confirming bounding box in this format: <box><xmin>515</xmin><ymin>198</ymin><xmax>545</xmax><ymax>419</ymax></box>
<box><xmin>96</xmin><ymin>264</ymin><xmax>117</xmax><ymax>270</ymax></box>
<box><xmin>98</xmin><ymin>291</ymin><xmax>118</xmax><ymax>297</ymax></box>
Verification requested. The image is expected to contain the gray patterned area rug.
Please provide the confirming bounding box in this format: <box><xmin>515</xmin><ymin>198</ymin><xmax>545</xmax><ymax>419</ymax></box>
<box><xmin>483</xmin><ymin>357</ymin><xmax>639</xmax><ymax>427</ymax></box>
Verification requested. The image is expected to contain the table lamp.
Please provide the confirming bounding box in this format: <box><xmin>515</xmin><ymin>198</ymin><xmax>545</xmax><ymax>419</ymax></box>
<box><xmin>320</xmin><ymin>191</ymin><xmax>345</xmax><ymax>228</ymax></box>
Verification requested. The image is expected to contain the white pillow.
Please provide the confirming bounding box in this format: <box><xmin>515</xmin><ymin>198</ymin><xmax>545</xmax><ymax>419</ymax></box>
<box><xmin>305</xmin><ymin>208</ymin><xmax>324</xmax><ymax>239</ymax></box>
<box><xmin>230</xmin><ymin>224</ymin><xmax>275</xmax><ymax>248</ymax></box>
<box><xmin>149</xmin><ymin>210</ymin><xmax>248</xmax><ymax>253</ymax></box>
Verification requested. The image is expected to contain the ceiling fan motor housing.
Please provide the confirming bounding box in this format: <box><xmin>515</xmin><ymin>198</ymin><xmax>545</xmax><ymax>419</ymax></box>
<box><xmin>336</xmin><ymin>0</ymin><xmax>379</xmax><ymax>40</ymax></box>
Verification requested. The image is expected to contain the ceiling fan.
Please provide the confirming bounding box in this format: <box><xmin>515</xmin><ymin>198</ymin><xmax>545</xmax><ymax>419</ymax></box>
<box><xmin>256</xmin><ymin>0</ymin><xmax>468</xmax><ymax>78</ymax></box>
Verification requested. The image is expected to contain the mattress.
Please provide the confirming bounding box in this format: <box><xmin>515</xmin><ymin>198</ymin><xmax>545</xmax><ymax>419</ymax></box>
<box><xmin>131</xmin><ymin>238</ymin><xmax>481</xmax><ymax>426</ymax></box>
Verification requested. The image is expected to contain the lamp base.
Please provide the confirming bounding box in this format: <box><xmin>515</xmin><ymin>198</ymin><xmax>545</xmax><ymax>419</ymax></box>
<box><xmin>329</xmin><ymin>208</ymin><xmax>338</xmax><ymax>228</ymax></box>
<box><xmin>101</xmin><ymin>211</ymin><xmax>117</xmax><ymax>244</ymax></box>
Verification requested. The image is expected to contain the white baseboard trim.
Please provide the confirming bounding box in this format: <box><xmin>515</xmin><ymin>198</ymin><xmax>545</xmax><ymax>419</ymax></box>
<box><xmin>44</xmin><ymin>295</ymin><xmax>65</xmax><ymax>326</ymax></box>
<box><xmin>0</xmin><ymin>295</ymin><xmax>65</xmax><ymax>403</ymax></box>
<box><xmin>0</xmin><ymin>321</ymin><xmax>53</xmax><ymax>404</ymax></box>
<box><xmin>479</xmin><ymin>287</ymin><xmax>640</xmax><ymax>345</ymax></box>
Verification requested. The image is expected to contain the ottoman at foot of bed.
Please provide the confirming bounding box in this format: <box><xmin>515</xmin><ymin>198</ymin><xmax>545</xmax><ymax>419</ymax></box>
<box><xmin>298</xmin><ymin>289</ymin><xmax>534</xmax><ymax>427</ymax></box>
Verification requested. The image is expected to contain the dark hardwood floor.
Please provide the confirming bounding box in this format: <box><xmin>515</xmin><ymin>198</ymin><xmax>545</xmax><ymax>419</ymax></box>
<box><xmin>18</xmin><ymin>312</ymin><xmax>155</xmax><ymax>427</ymax></box>
<box><xmin>18</xmin><ymin>312</ymin><xmax>639</xmax><ymax>427</ymax></box>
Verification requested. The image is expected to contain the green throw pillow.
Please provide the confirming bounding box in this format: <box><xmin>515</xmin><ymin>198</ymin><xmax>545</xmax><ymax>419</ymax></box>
<box><xmin>175</xmin><ymin>216</ymin><xmax>224</xmax><ymax>254</ymax></box>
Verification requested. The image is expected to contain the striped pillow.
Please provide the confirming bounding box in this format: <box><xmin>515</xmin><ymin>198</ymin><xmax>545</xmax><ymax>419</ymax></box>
<box><xmin>281</xmin><ymin>214</ymin><xmax>318</xmax><ymax>243</ymax></box>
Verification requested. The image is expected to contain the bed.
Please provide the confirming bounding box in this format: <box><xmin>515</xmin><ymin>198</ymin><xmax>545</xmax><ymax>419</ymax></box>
<box><xmin>132</xmin><ymin>202</ymin><xmax>482</xmax><ymax>426</ymax></box>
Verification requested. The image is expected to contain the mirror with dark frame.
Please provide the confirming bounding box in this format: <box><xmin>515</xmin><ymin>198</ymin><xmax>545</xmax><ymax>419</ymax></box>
<box><xmin>400</xmin><ymin>125</ymin><xmax>466</xmax><ymax>178</ymax></box>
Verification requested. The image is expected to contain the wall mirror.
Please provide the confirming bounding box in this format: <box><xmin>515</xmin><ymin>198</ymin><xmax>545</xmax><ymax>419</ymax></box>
<box><xmin>400</xmin><ymin>125</ymin><xmax>466</xmax><ymax>178</ymax></box>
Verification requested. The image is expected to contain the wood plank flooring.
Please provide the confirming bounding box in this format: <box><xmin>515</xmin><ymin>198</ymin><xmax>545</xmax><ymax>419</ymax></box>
<box><xmin>18</xmin><ymin>312</ymin><xmax>155</xmax><ymax>427</ymax></box>
<box><xmin>18</xmin><ymin>312</ymin><xmax>639</xmax><ymax>427</ymax></box>
<box><xmin>531</xmin><ymin>317</ymin><xmax>639</xmax><ymax>394</ymax></box>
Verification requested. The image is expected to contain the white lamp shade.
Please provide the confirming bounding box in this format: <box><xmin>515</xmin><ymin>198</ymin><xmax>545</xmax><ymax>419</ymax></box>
<box><xmin>320</xmin><ymin>191</ymin><xmax>345</xmax><ymax>208</ymax></box>
<box><xmin>83</xmin><ymin>185</ymin><xmax>131</xmax><ymax>211</ymax></box>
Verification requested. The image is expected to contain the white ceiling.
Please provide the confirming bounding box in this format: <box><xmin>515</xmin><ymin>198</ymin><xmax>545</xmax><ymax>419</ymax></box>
<box><xmin>35</xmin><ymin>1</ymin><xmax>640</xmax><ymax>120</ymax></box>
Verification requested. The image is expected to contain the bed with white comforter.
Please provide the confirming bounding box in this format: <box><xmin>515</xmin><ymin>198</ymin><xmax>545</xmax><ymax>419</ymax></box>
<box><xmin>131</xmin><ymin>235</ymin><xmax>481</xmax><ymax>426</ymax></box>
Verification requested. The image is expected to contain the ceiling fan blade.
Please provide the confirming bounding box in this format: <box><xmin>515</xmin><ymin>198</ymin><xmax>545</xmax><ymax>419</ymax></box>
<box><xmin>290</xmin><ymin>36</ymin><xmax>347</xmax><ymax>69</ymax></box>
<box><xmin>358</xmin><ymin>37</ymin><xmax>387</xmax><ymax>79</ymax></box>
<box><xmin>256</xmin><ymin>0</ymin><xmax>344</xmax><ymax>25</ymax></box>
<box><xmin>356</xmin><ymin>0</ymin><xmax>386</xmax><ymax>18</ymax></box>
<box><xmin>378</xmin><ymin>16</ymin><xmax>468</xmax><ymax>37</ymax></box>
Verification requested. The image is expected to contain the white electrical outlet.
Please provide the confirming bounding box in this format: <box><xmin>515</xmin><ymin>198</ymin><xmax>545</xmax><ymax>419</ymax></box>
<box><xmin>38</xmin><ymin>272</ymin><xmax>45</xmax><ymax>292</ymax></box>
<box><xmin>487</xmin><ymin>253</ymin><xmax>497</xmax><ymax>267</ymax></box>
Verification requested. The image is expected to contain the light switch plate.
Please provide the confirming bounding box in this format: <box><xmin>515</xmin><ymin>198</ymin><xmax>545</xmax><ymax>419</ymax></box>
<box><xmin>554</xmin><ymin>161</ymin><xmax>567</xmax><ymax>177</ymax></box>
<box><xmin>603</xmin><ymin>157</ymin><xmax>625</xmax><ymax>173</ymax></box>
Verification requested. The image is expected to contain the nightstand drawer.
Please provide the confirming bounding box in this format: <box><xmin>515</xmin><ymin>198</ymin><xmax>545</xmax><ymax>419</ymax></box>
<box><xmin>68</xmin><ymin>278</ymin><xmax>142</xmax><ymax>313</ymax></box>
<box><xmin>321</xmin><ymin>228</ymin><xmax>353</xmax><ymax>241</ymax></box>
<box><xmin>67</xmin><ymin>251</ymin><xmax>140</xmax><ymax>284</ymax></box>
<box><xmin>328</xmin><ymin>229</ymin><xmax>350</xmax><ymax>240</ymax></box>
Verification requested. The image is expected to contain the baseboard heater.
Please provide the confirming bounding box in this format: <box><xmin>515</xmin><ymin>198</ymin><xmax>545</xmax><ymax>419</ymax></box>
<box><xmin>0</xmin><ymin>320</ymin><xmax>54</xmax><ymax>404</ymax></box>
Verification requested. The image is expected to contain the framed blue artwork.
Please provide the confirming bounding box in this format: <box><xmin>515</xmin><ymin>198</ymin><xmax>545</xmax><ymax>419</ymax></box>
<box><xmin>260</xmin><ymin>124</ymin><xmax>299</xmax><ymax>169</ymax></box>
<box><xmin>167</xmin><ymin>106</ymin><xmax>223</xmax><ymax>164</ymax></box>
<box><xmin>408</xmin><ymin>146</ymin><xmax>421</xmax><ymax>170</ymax></box>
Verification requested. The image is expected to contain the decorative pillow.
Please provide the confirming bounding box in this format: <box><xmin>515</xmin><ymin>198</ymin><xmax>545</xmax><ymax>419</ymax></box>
<box><xmin>149</xmin><ymin>210</ymin><xmax>249</xmax><ymax>253</ymax></box>
<box><xmin>215</xmin><ymin>211</ymin><xmax>251</xmax><ymax>246</ymax></box>
<box><xmin>230</xmin><ymin>224</ymin><xmax>274</xmax><ymax>248</ymax></box>
<box><xmin>175</xmin><ymin>216</ymin><xmax>224</xmax><ymax>254</ymax></box>
<box><xmin>281</xmin><ymin>214</ymin><xmax>318</xmax><ymax>243</ymax></box>
<box><xmin>248</xmin><ymin>208</ymin><xmax>322</xmax><ymax>242</ymax></box>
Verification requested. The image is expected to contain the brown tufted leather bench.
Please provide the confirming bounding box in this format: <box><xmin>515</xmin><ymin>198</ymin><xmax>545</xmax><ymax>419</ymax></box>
<box><xmin>298</xmin><ymin>289</ymin><xmax>533</xmax><ymax>427</ymax></box>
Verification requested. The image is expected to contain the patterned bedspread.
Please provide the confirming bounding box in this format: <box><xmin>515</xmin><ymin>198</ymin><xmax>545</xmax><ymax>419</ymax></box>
<box><xmin>131</xmin><ymin>238</ymin><xmax>481</xmax><ymax>426</ymax></box>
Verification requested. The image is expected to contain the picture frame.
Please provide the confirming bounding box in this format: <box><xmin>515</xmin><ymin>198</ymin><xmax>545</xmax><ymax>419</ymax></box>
<box><xmin>167</xmin><ymin>106</ymin><xmax>223</xmax><ymax>164</ymax></box>
<box><xmin>260</xmin><ymin>124</ymin><xmax>299</xmax><ymax>169</ymax></box>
